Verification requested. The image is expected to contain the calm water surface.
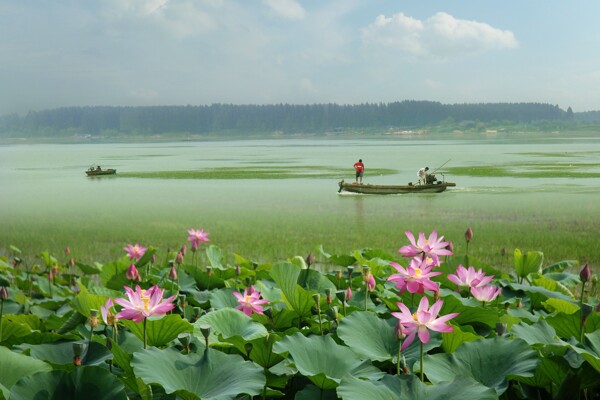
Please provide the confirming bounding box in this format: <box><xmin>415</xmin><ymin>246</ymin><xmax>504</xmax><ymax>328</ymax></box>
<box><xmin>1</xmin><ymin>138</ymin><xmax>599</xmax><ymax>264</ymax></box>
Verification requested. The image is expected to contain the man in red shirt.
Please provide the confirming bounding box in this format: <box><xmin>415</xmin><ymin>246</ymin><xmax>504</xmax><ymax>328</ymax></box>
<box><xmin>353</xmin><ymin>159</ymin><xmax>365</xmax><ymax>184</ymax></box>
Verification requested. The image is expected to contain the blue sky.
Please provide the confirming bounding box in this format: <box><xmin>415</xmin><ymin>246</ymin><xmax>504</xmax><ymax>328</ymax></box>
<box><xmin>2</xmin><ymin>0</ymin><xmax>600</xmax><ymax>115</ymax></box>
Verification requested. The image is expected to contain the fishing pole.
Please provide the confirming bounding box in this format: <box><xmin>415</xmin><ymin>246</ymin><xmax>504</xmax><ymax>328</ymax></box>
<box><xmin>431</xmin><ymin>159</ymin><xmax>451</xmax><ymax>174</ymax></box>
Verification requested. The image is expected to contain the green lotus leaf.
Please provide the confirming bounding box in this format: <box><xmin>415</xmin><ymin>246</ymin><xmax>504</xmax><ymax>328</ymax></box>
<box><xmin>504</xmin><ymin>281</ymin><xmax>572</xmax><ymax>309</ymax></box>
<box><xmin>205</xmin><ymin>244</ymin><xmax>225</xmax><ymax>270</ymax></box>
<box><xmin>440</xmin><ymin>293</ymin><xmax>498</xmax><ymax>328</ymax></box>
<box><xmin>70</xmin><ymin>285</ymin><xmax>108</xmax><ymax>317</ymax></box>
<box><xmin>208</xmin><ymin>288</ymin><xmax>239</xmax><ymax>310</ymax></box>
<box><xmin>121</xmin><ymin>314</ymin><xmax>193</xmax><ymax>347</ymax></box>
<box><xmin>272</xmin><ymin>332</ymin><xmax>381</xmax><ymax>390</ymax></box>
<box><xmin>337</xmin><ymin>373</ymin><xmax>498</xmax><ymax>400</ymax></box>
<box><xmin>9</xmin><ymin>365</ymin><xmax>127</xmax><ymax>400</ymax></box>
<box><xmin>542</xmin><ymin>298</ymin><xmax>579</xmax><ymax>314</ymax></box>
<box><xmin>0</xmin><ymin>314</ymin><xmax>36</xmax><ymax>345</ymax></box>
<box><xmin>295</xmin><ymin>384</ymin><xmax>338</xmax><ymax>400</ymax></box>
<box><xmin>568</xmin><ymin>330</ymin><xmax>600</xmax><ymax>374</ymax></box>
<box><xmin>196</xmin><ymin>307</ymin><xmax>268</xmax><ymax>342</ymax></box>
<box><xmin>75</xmin><ymin>261</ymin><xmax>103</xmax><ymax>275</ymax></box>
<box><xmin>533</xmin><ymin>275</ymin><xmax>573</xmax><ymax>297</ymax></box>
<box><xmin>441</xmin><ymin>324</ymin><xmax>482</xmax><ymax>353</ymax></box>
<box><xmin>132</xmin><ymin>347</ymin><xmax>265</xmax><ymax>399</ymax></box>
<box><xmin>510</xmin><ymin>321</ymin><xmax>566</xmax><ymax>347</ymax></box>
<box><xmin>134</xmin><ymin>246</ymin><xmax>156</xmax><ymax>269</ymax></box>
<box><xmin>0</xmin><ymin>346</ymin><xmax>52</xmax><ymax>399</ymax></box>
<box><xmin>545</xmin><ymin>311</ymin><xmax>580</xmax><ymax>340</ymax></box>
<box><xmin>337</xmin><ymin>311</ymin><xmax>441</xmax><ymax>364</ymax></box>
<box><xmin>17</xmin><ymin>340</ymin><xmax>112</xmax><ymax>367</ymax></box>
<box><xmin>541</xmin><ymin>260</ymin><xmax>578</xmax><ymax>274</ymax></box>
<box><xmin>298</xmin><ymin>269</ymin><xmax>336</xmax><ymax>292</ymax></box>
<box><xmin>270</xmin><ymin>262</ymin><xmax>314</xmax><ymax>317</ymax></box>
<box><xmin>514</xmin><ymin>249</ymin><xmax>543</xmax><ymax>279</ymax></box>
<box><xmin>424</xmin><ymin>337</ymin><xmax>539</xmax><ymax>395</ymax></box>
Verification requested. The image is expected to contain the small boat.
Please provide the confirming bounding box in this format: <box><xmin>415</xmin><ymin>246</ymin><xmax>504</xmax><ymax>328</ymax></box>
<box><xmin>85</xmin><ymin>167</ymin><xmax>116</xmax><ymax>176</ymax></box>
<box><xmin>338</xmin><ymin>179</ymin><xmax>456</xmax><ymax>195</ymax></box>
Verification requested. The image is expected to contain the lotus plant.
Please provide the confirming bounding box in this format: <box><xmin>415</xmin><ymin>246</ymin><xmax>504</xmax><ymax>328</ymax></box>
<box><xmin>398</xmin><ymin>230</ymin><xmax>453</xmax><ymax>267</ymax></box>
<box><xmin>470</xmin><ymin>285</ymin><xmax>502</xmax><ymax>305</ymax></box>
<box><xmin>233</xmin><ymin>286</ymin><xmax>268</xmax><ymax>316</ymax></box>
<box><xmin>187</xmin><ymin>228</ymin><xmax>209</xmax><ymax>251</ymax></box>
<box><xmin>447</xmin><ymin>264</ymin><xmax>494</xmax><ymax>291</ymax></box>
<box><xmin>115</xmin><ymin>285</ymin><xmax>176</xmax><ymax>348</ymax></box>
<box><xmin>123</xmin><ymin>243</ymin><xmax>147</xmax><ymax>261</ymax></box>
<box><xmin>388</xmin><ymin>258</ymin><xmax>441</xmax><ymax>295</ymax></box>
<box><xmin>392</xmin><ymin>296</ymin><xmax>459</xmax><ymax>381</ymax></box>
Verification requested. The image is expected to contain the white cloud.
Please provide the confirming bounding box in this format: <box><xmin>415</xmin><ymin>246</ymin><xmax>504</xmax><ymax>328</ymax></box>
<box><xmin>262</xmin><ymin>0</ymin><xmax>306</xmax><ymax>20</ymax></box>
<box><xmin>362</xmin><ymin>11</ymin><xmax>518</xmax><ymax>59</ymax></box>
<box><xmin>300</xmin><ymin>78</ymin><xmax>319</xmax><ymax>95</ymax></box>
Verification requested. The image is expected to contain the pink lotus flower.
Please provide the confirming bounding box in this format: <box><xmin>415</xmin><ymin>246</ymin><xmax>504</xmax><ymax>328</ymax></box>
<box><xmin>123</xmin><ymin>244</ymin><xmax>147</xmax><ymax>261</ymax></box>
<box><xmin>126</xmin><ymin>264</ymin><xmax>141</xmax><ymax>281</ymax></box>
<box><xmin>388</xmin><ymin>258</ymin><xmax>441</xmax><ymax>294</ymax></box>
<box><xmin>447</xmin><ymin>264</ymin><xmax>493</xmax><ymax>289</ymax></box>
<box><xmin>114</xmin><ymin>285</ymin><xmax>176</xmax><ymax>322</ymax></box>
<box><xmin>398</xmin><ymin>230</ymin><xmax>453</xmax><ymax>266</ymax></box>
<box><xmin>187</xmin><ymin>229</ymin><xmax>209</xmax><ymax>249</ymax></box>
<box><xmin>345</xmin><ymin>286</ymin><xmax>353</xmax><ymax>301</ymax></box>
<box><xmin>233</xmin><ymin>287</ymin><xmax>268</xmax><ymax>316</ymax></box>
<box><xmin>392</xmin><ymin>296</ymin><xmax>459</xmax><ymax>350</ymax></box>
<box><xmin>470</xmin><ymin>285</ymin><xmax>502</xmax><ymax>303</ymax></box>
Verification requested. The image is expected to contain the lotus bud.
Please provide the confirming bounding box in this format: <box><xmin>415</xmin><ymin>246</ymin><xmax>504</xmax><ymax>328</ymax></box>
<box><xmin>235</xmin><ymin>265</ymin><xmax>241</xmax><ymax>276</ymax></box>
<box><xmin>169</xmin><ymin>265</ymin><xmax>178</xmax><ymax>281</ymax></box>
<box><xmin>206</xmin><ymin>266</ymin><xmax>213</xmax><ymax>277</ymax></box>
<box><xmin>72</xmin><ymin>342</ymin><xmax>86</xmax><ymax>366</ymax></box>
<box><xmin>0</xmin><ymin>286</ymin><xmax>8</xmax><ymax>300</ymax></box>
<box><xmin>180</xmin><ymin>244</ymin><xmax>187</xmax><ymax>256</ymax></box>
<box><xmin>52</xmin><ymin>264</ymin><xmax>59</xmax><ymax>276</ymax></box>
<box><xmin>312</xmin><ymin>293</ymin><xmax>321</xmax><ymax>306</ymax></box>
<box><xmin>501</xmin><ymin>247</ymin><xmax>507</xmax><ymax>256</ymax></box>
<box><xmin>366</xmin><ymin>274</ymin><xmax>376</xmax><ymax>292</ymax></box>
<box><xmin>88</xmin><ymin>309</ymin><xmax>99</xmax><ymax>329</ymax></box>
<box><xmin>325</xmin><ymin>288</ymin><xmax>332</xmax><ymax>305</ymax></box>
<box><xmin>495</xmin><ymin>322</ymin><xmax>507</xmax><ymax>336</ymax></box>
<box><xmin>465</xmin><ymin>227</ymin><xmax>473</xmax><ymax>243</ymax></box>
<box><xmin>48</xmin><ymin>270</ymin><xmax>53</xmax><ymax>281</ymax></box>
<box><xmin>580</xmin><ymin>264</ymin><xmax>591</xmax><ymax>283</ymax></box>
<box><xmin>191</xmin><ymin>241</ymin><xmax>199</xmax><ymax>253</ymax></box>
<box><xmin>445</xmin><ymin>241</ymin><xmax>454</xmax><ymax>253</ymax></box>
<box><xmin>69</xmin><ymin>258</ymin><xmax>75</xmax><ymax>268</ymax></box>
<box><xmin>306</xmin><ymin>253</ymin><xmax>315</xmax><ymax>267</ymax></box>
<box><xmin>345</xmin><ymin>286</ymin><xmax>353</xmax><ymax>302</ymax></box>
<box><xmin>394</xmin><ymin>321</ymin><xmax>405</xmax><ymax>341</ymax></box>
<box><xmin>65</xmin><ymin>246</ymin><xmax>71</xmax><ymax>255</ymax></box>
<box><xmin>176</xmin><ymin>251</ymin><xmax>183</xmax><ymax>265</ymax></box>
<box><xmin>125</xmin><ymin>264</ymin><xmax>141</xmax><ymax>281</ymax></box>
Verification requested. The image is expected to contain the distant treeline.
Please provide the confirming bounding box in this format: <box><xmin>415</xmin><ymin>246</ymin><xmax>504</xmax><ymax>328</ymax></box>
<box><xmin>1</xmin><ymin>100</ymin><xmax>598</xmax><ymax>137</ymax></box>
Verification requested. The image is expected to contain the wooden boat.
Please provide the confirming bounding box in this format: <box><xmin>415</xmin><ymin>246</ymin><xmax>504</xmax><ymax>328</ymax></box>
<box><xmin>85</xmin><ymin>167</ymin><xmax>116</xmax><ymax>176</ymax></box>
<box><xmin>338</xmin><ymin>179</ymin><xmax>456</xmax><ymax>194</ymax></box>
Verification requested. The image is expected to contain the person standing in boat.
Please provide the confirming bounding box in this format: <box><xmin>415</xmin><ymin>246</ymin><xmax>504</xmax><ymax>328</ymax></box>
<box><xmin>354</xmin><ymin>159</ymin><xmax>365</xmax><ymax>184</ymax></box>
<box><xmin>418</xmin><ymin>166</ymin><xmax>429</xmax><ymax>185</ymax></box>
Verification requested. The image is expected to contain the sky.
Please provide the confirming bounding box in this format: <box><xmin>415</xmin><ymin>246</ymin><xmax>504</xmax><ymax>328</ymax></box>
<box><xmin>2</xmin><ymin>0</ymin><xmax>600</xmax><ymax>116</ymax></box>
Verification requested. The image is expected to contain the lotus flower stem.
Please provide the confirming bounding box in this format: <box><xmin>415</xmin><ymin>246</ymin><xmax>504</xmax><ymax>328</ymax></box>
<box><xmin>143</xmin><ymin>318</ymin><xmax>148</xmax><ymax>349</ymax></box>
<box><xmin>397</xmin><ymin>344</ymin><xmax>401</xmax><ymax>375</ymax></box>
<box><xmin>420</xmin><ymin>341</ymin><xmax>425</xmax><ymax>382</ymax></box>
<box><xmin>0</xmin><ymin>298</ymin><xmax>4</xmax><ymax>342</ymax></box>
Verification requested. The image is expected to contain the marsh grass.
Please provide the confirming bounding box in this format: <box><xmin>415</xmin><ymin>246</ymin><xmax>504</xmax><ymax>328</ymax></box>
<box><xmin>118</xmin><ymin>166</ymin><xmax>397</xmax><ymax>179</ymax></box>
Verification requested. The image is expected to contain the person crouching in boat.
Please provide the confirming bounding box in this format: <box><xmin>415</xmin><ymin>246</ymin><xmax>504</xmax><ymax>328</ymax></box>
<box><xmin>354</xmin><ymin>159</ymin><xmax>365</xmax><ymax>184</ymax></box>
<box><xmin>417</xmin><ymin>167</ymin><xmax>428</xmax><ymax>185</ymax></box>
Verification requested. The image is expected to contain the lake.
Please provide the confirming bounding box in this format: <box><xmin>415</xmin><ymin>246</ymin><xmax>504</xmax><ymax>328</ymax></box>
<box><xmin>1</xmin><ymin>137</ymin><xmax>600</xmax><ymax>266</ymax></box>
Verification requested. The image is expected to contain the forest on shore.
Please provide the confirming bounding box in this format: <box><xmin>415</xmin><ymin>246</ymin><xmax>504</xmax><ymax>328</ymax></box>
<box><xmin>2</xmin><ymin>100</ymin><xmax>600</xmax><ymax>138</ymax></box>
